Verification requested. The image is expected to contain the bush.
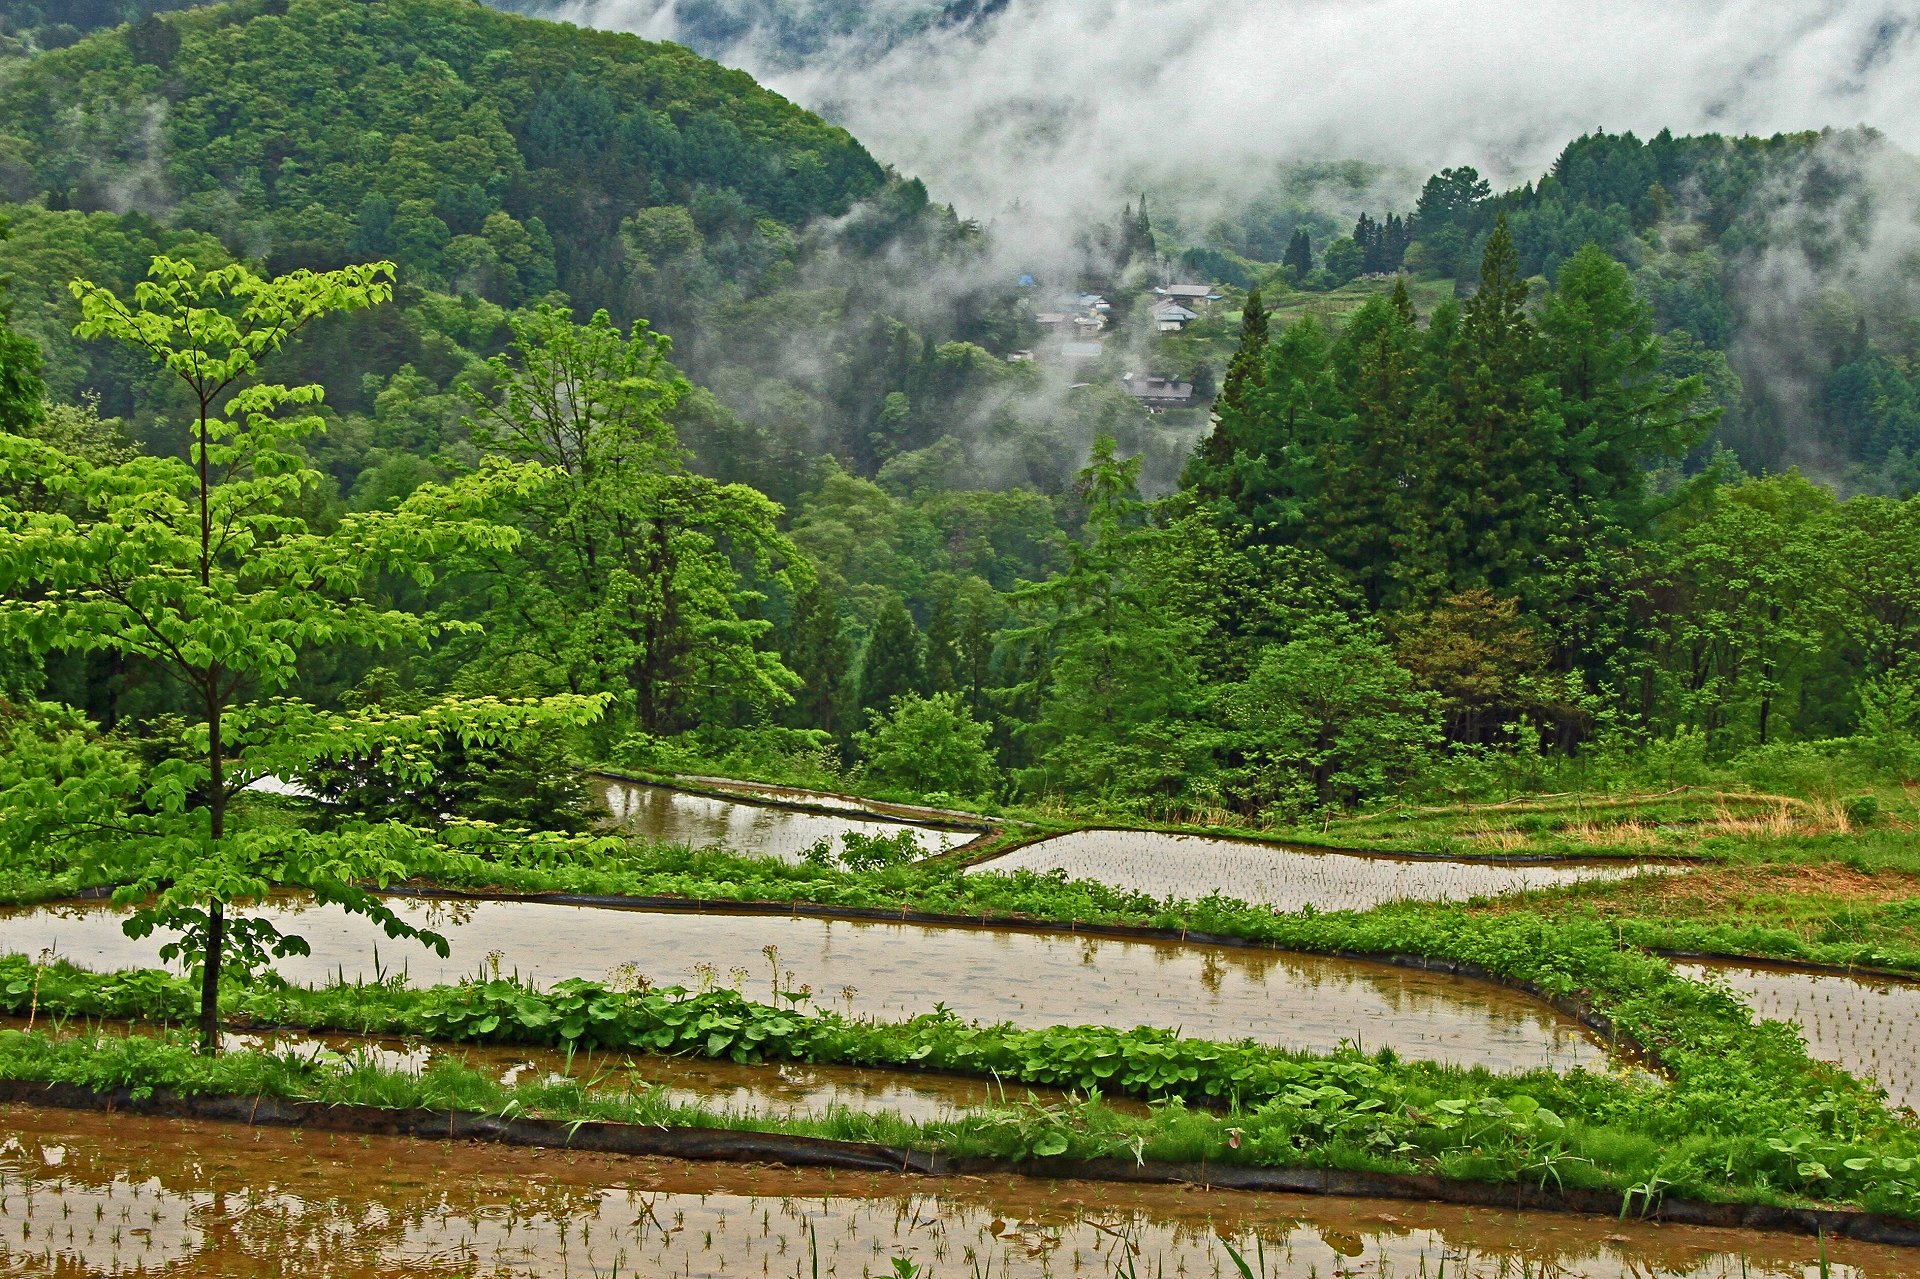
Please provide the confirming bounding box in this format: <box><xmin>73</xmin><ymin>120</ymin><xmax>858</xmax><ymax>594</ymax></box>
<box><xmin>855</xmin><ymin>692</ymin><xmax>996</xmax><ymax>798</ymax></box>
<box><xmin>1856</xmin><ymin>661</ymin><xmax>1920</xmax><ymax>780</ymax></box>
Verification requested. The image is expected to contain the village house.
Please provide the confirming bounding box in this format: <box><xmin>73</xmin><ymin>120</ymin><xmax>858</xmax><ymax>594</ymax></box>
<box><xmin>1121</xmin><ymin>372</ymin><xmax>1196</xmax><ymax>410</ymax></box>
<box><xmin>1151</xmin><ymin>301</ymin><xmax>1199</xmax><ymax>332</ymax></box>
<box><xmin>1152</xmin><ymin>283</ymin><xmax>1222</xmax><ymax>307</ymax></box>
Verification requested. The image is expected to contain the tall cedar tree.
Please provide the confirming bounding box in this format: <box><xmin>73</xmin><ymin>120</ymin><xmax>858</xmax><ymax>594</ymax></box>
<box><xmin>1427</xmin><ymin>215</ymin><xmax>1551</xmax><ymax>592</ymax></box>
<box><xmin>778</xmin><ymin>580</ymin><xmax>854</xmax><ymax>736</ymax></box>
<box><xmin>858</xmin><ymin>595</ymin><xmax>925</xmax><ymax>718</ymax></box>
<box><xmin>1283</xmin><ymin>230</ymin><xmax>1312</xmax><ymax>280</ymax></box>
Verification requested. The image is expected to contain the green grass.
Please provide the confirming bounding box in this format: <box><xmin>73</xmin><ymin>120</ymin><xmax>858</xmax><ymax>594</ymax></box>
<box><xmin>3</xmin><ymin>990</ymin><xmax>1918</xmax><ymax>1218</ymax></box>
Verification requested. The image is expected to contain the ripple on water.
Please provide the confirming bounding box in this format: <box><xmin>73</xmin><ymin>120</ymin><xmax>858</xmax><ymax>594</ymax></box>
<box><xmin>972</xmin><ymin>828</ymin><xmax>1657</xmax><ymax>911</ymax></box>
<box><xmin>3</xmin><ymin>895</ymin><xmax>1607</xmax><ymax>1073</ymax></box>
<box><xmin>0</xmin><ymin>1105</ymin><xmax>1902</xmax><ymax>1278</ymax></box>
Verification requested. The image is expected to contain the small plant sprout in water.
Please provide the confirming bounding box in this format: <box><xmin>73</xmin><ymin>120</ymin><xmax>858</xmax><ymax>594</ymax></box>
<box><xmin>606</xmin><ymin>962</ymin><xmax>652</xmax><ymax>994</ymax></box>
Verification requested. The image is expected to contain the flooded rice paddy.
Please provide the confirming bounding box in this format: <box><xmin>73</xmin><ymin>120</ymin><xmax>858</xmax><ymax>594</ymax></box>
<box><xmin>1</xmin><ymin>896</ymin><xmax>1607</xmax><ymax>1072</ymax></box>
<box><xmin>972</xmin><ymin>830</ymin><xmax>1652</xmax><ymax>911</ymax></box>
<box><xmin>593</xmin><ymin>778</ymin><xmax>972</xmax><ymax>860</ymax></box>
<box><xmin>1</xmin><ymin>1104</ymin><xmax>1906</xmax><ymax>1278</ymax></box>
<box><xmin>1676</xmin><ymin>960</ymin><xmax>1920</xmax><ymax>1112</ymax></box>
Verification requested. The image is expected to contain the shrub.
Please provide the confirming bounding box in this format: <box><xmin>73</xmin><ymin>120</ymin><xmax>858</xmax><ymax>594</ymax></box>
<box><xmin>855</xmin><ymin>692</ymin><xmax>996</xmax><ymax>798</ymax></box>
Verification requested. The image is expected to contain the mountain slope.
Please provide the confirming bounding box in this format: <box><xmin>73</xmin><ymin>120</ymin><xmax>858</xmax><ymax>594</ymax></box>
<box><xmin>0</xmin><ymin>0</ymin><xmax>884</xmax><ymax>298</ymax></box>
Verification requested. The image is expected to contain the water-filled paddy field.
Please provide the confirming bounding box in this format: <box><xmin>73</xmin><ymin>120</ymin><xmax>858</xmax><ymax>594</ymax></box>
<box><xmin>1676</xmin><ymin>960</ymin><xmax>1920</xmax><ymax>1112</ymax></box>
<box><xmin>2</xmin><ymin>1105</ymin><xmax>1901</xmax><ymax>1278</ymax></box>
<box><xmin>972</xmin><ymin>829</ymin><xmax>1655</xmax><ymax>910</ymax></box>
<box><xmin>1</xmin><ymin>895</ymin><xmax>1607</xmax><ymax>1072</ymax></box>
<box><xmin>592</xmin><ymin>777</ymin><xmax>974</xmax><ymax>860</ymax></box>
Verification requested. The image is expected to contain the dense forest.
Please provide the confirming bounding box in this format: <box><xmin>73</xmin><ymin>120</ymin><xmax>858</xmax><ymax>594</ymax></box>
<box><xmin>0</xmin><ymin>0</ymin><xmax>1916</xmax><ymax>828</ymax></box>
<box><xmin>1180</xmin><ymin>129</ymin><xmax>1920</xmax><ymax>494</ymax></box>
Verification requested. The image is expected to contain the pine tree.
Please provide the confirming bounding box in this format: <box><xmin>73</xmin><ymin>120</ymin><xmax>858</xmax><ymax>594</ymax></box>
<box><xmin>858</xmin><ymin>595</ymin><xmax>925</xmax><ymax>717</ymax></box>
<box><xmin>780</xmin><ymin>580</ymin><xmax>854</xmax><ymax>736</ymax></box>
<box><xmin>1283</xmin><ymin>230</ymin><xmax>1313</xmax><ymax>280</ymax></box>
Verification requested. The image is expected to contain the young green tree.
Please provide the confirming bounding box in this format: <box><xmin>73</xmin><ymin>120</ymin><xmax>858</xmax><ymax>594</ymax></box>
<box><xmin>1013</xmin><ymin>437</ymin><xmax>1206</xmax><ymax>802</ymax></box>
<box><xmin>466</xmin><ymin>304</ymin><xmax>806</xmax><ymax>734</ymax></box>
<box><xmin>855</xmin><ymin>691</ymin><xmax>996</xmax><ymax>798</ymax></box>
<box><xmin>0</xmin><ymin>257</ymin><xmax>606</xmax><ymax>1052</ymax></box>
<box><xmin>1221</xmin><ymin>627</ymin><xmax>1442</xmax><ymax>814</ymax></box>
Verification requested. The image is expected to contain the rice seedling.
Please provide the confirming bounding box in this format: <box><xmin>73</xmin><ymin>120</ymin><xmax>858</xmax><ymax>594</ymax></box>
<box><xmin>0</xmin><ymin>894</ymin><xmax>1606</xmax><ymax>1072</ymax></box>
<box><xmin>970</xmin><ymin>830</ymin><xmax>1655</xmax><ymax>913</ymax></box>
<box><xmin>0</xmin><ymin>1104</ymin><xmax>1897</xmax><ymax>1278</ymax></box>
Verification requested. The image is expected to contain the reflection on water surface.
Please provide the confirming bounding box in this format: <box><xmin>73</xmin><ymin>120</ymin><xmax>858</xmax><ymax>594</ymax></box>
<box><xmin>1</xmin><ymin>895</ymin><xmax>1606</xmax><ymax>1073</ymax></box>
<box><xmin>593</xmin><ymin>777</ymin><xmax>970</xmax><ymax>860</ymax></box>
<box><xmin>0</xmin><ymin>1105</ymin><xmax>1900</xmax><ymax>1278</ymax></box>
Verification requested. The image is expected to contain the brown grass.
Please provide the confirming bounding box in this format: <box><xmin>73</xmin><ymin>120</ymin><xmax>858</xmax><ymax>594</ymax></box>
<box><xmin>1482</xmin><ymin>862</ymin><xmax>1920</xmax><ymax>920</ymax></box>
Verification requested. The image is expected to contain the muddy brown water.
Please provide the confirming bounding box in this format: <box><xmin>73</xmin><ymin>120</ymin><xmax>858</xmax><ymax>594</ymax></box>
<box><xmin>1676</xmin><ymin>960</ymin><xmax>1920</xmax><ymax>1112</ymax></box>
<box><xmin>593</xmin><ymin>777</ymin><xmax>971</xmax><ymax>860</ymax></box>
<box><xmin>1</xmin><ymin>896</ymin><xmax>1607</xmax><ymax>1073</ymax></box>
<box><xmin>973</xmin><ymin>829</ymin><xmax>1655</xmax><ymax>910</ymax></box>
<box><xmin>1</xmin><ymin>1105</ymin><xmax>1906</xmax><ymax>1277</ymax></box>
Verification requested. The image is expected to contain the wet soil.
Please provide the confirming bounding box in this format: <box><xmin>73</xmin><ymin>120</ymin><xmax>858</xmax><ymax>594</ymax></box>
<box><xmin>1</xmin><ymin>1103</ymin><xmax>1906</xmax><ymax>1277</ymax></box>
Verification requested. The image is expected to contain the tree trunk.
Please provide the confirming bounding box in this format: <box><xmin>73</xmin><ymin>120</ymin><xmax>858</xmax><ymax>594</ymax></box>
<box><xmin>198</xmin><ymin>900</ymin><xmax>224</xmax><ymax>1054</ymax></box>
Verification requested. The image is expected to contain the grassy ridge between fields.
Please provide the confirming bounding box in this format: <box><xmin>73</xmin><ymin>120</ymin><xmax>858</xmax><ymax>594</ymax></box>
<box><xmin>5</xmin><ymin>828</ymin><xmax>1920</xmax><ymax>1218</ymax></box>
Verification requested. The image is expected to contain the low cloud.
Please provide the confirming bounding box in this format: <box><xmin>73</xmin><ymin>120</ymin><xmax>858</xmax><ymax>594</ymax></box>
<box><xmin>543</xmin><ymin>0</ymin><xmax>1920</xmax><ymax>257</ymax></box>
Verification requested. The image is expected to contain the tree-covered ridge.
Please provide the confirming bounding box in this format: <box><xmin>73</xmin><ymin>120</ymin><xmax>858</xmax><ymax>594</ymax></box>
<box><xmin>1393</xmin><ymin>128</ymin><xmax>1920</xmax><ymax>488</ymax></box>
<box><xmin>0</xmin><ymin>0</ymin><xmax>884</xmax><ymax>290</ymax></box>
<box><xmin>0</xmin><ymin>0</ymin><xmax>206</xmax><ymax>53</ymax></box>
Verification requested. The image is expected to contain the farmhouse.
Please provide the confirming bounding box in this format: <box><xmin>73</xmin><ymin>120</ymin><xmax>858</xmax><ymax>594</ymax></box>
<box><xmin>1121</xmin><ymin>372</ymin><xmax>1196</xmax><ymax>410</ymax></box>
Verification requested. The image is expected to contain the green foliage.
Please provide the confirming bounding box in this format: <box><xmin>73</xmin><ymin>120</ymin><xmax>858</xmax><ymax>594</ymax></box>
<box><xmin>0</xmin><ymin>255</ymin><xmax>608</xmax><ymax>1048</ymax></box>
<box><xmin>1854</xmin><ymin>659</ymin><xmax>1920</xmax><ymax>779</ymax></box>
<box><xmin>855</xmin><ymin>691</ymin><xmax>996</xmax><ymax>798</ymax></box>
<box><xmin>0</xmin><ymin>0</ymin><xmax>882</xmax><ymax>299</ymax></box>
<box><xmin>1221</xmin><ymin>627</ymin><xmax>1442</xmax><ymax>815</ymax></box>
<box><xmin>463</xmin><ymin>303</ymin><xmax>806</xmax><ymax>737</ymax></box>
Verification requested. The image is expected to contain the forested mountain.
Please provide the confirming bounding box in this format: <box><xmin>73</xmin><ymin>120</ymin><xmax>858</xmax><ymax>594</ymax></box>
<box><xmin>0</xmin><ymin>0</ymin><xmax>1916</xmax><ymax>826</ymax></box>
<box><xmin>0</xmin><ymin>0</ymin><xmax>1168</xmax><ymax>506</ymax></box>
<box><xmin>493</xmin><ymin>0</ymin><xmax>1010</xmax><ymax>70</ymax></box>
<box><xmin>1212</xmin><ymin>129</ymin><xmax>1920</xmax><ymax>492</ymax></box>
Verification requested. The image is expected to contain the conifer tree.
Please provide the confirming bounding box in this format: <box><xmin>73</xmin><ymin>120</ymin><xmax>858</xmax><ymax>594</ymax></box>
<box><xmin>858</xmin><ymin>595</ymin><xmax>925</xmax><ymax>717</ymax></box>
<box><xmin>1282</xmin><ymin>229</ymin><xmax>1313</xmax><ymax>280</ymax></box>
<box><xmin>779</xmin><ymin>580</ymin><xmax>854</xmax><ymax>736</ymax></box>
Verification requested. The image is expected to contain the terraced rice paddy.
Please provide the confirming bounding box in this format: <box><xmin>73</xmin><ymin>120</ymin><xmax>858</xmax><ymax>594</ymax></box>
<box><xmin>972</xmin><ymin>829</ymin><xmax>1654</xmax><ymax>910</ymax></box>
<box><xmin>593</xmin><ymin>777</ymin><xmax>972</xmax><ymax>860</ymax></box>
<box><xmin>1676</xmin><ymin>961</ymin><xmax>1920</xmax><ymax>1112</ymax></box>
<box><xmin>1</xmin><ymin>895</ymin><xmax>1607</xmax><ymax>1072</ymax></box>
<box><xmin>2</xmin><ymin>1016</ymin><xmax>1106</xmax><ymax>1124</ymax></box>
<box><xmin>2</xmin><ymin>1105</ymin><xmax>1902</xmax><ymax>1278</ymax></box>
